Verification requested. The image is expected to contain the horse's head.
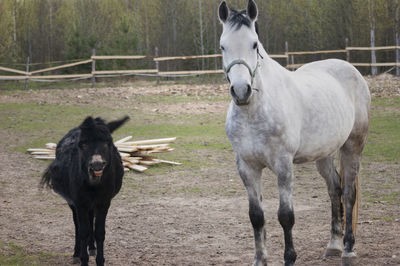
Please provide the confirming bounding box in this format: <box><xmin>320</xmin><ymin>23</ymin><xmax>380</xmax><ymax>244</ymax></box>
<box><xmin>78</xmin><ymin>116</ymin><xmax>129</xmax><ymax>185</ymax></box>
<box><xmin>219</xmin><ymin>0</ymin><xmax>259</xmax><ymax>106</ymax></box>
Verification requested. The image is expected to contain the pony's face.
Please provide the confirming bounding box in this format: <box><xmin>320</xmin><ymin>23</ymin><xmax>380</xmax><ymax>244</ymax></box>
<box><xmin>79</xmin><ymin>138</ymin><xmax>111</xmax><ymax>185</ymax></box>
<box><xmin>78</xmin><ymin>116</ymin><xmax>129</xmax><ymax>185</ymax></box>
<box><xmin>219</xmin><ymin>0</ymin><xmax>259</xmax><ymax>106</ymax></box>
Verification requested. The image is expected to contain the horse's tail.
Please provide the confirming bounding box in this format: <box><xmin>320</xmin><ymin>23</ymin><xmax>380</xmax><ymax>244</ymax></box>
<box><xmin>338</xmin><ymin>152</ymin><xmax>359</xmax><ymax>237</ymax></box>
<box><xmin>40</xmin><ymin>163</ymin><xmax>56</xmax><ymax>189</ymax></box>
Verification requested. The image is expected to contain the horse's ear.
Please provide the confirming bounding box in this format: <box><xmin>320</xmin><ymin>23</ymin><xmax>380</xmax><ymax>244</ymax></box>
<box><xmin>247</xmin><ymin>0</ymin><xmax>258</xmax><ymax>21</ymax></box>
<box><xmin>80</xmin><ymin>116</ymin><xmax>95</xmax><ymax>130</ymax></box>
<box><xmin>218</xmin><ymin>1</ymin><xmax>229</xmax><ymax>23</ymax></box>
<box><xmin>107</xmin><ymin>116</ymin><xmax>130</xmax><ymax>134</ymax></box>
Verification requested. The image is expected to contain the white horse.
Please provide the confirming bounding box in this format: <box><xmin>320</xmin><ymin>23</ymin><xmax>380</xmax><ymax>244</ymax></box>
<box><xmin>218</xmin><ymin>1</ymin><xmax>370</xmax><ymax>265</ymax></box>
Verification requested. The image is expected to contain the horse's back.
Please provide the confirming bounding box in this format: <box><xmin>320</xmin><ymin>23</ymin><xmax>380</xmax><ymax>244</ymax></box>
<box><xmin>291</xmin><ymin>59</ymin><xmax>370</xmax><ymax>162</ymax></box>
<box><xmin>296</xmin><ymin>59</ymin><xmax>370</xmax><ymax>108</ymax></box>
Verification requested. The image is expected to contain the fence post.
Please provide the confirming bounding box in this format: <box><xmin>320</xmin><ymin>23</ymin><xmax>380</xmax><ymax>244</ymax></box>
<box><xmin>345</xmin><ymin>38</ymin><xmax>350</xmax><ymax>62</ymax></box>
<box><xmin>91</xmin><ymin>49</ymin><xmax>96</xmax><ymax>88</ymax></box>
<box><xmin>155</xmin><ymin>46</ymin><xmax>159</xmax><ymax>84</ymax></box>
<box><xmin>24</xmin><ymin>56</ymin><xmax>30</xmax><ymax>89</ymax></box>
<box><xmin>396</xmin><ymin>33</ymin><xmax>399</xmax><ymax>76</ymax></box>
<box><xmin>285</xmin><ymin>41</ymin><xmax>289</xmax><ymax>68</ymax></box>
<box><xmin>370</xmin><ymin>28</ymin><xmax>377</xmax><ymax>76</ymax></box>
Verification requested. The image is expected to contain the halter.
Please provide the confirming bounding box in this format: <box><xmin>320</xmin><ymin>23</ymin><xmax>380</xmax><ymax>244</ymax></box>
<box><xmin>223</xmin><ymin>50</ymin><xmax>261</xmax><ymax>86</ymax></box>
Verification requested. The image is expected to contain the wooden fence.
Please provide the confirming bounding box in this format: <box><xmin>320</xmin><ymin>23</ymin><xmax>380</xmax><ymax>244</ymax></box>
<box><xmin>1</xmin><ymin>45</ymin><xmax>399</xmax><ymax>87</ymax></box>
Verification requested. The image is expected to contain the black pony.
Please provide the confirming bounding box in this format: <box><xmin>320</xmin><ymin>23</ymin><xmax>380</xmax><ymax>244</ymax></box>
<box><xmin>41</xmin><ymin>116</ymin><xmax>129</xmax><ymax>266</ymax></box>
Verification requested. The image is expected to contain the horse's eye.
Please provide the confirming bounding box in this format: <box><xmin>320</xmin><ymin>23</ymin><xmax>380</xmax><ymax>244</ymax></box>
<box><xmin>220</xmin><ymin>45</ymin><xmax>225</xmax><ymax>51</ymax></box>
<box><xmin>253</xmin><ymin>42</ymin><xmax>258</xmax><ymax>49</ymax></box>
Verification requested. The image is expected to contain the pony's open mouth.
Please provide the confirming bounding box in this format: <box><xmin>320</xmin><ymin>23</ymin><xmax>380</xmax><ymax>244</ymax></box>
<box><xmin>89</xmin><ymin>169</ymin><xmax>104</xmax><ymax>182</ymax></box>
<box><xmin>93</xmin><ymin>170</ymin><xmax>103</xmax><ymax>177</ymax></box>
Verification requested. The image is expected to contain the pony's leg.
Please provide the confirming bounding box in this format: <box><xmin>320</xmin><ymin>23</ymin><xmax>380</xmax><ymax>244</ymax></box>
<box><xmin>94</xmin><ymin>202</ymin><xmax>110</xmax><ymax>266</ymax></box>
<box><xmin>316</xmin><ymin>157</ymin><xmax>343</xmax><ymax>257</ymax></box>
<box><xmin>273</xmin><ymin>157</ymin><xmax>297</xmax><ymax>266</ymax></box>
<box><xmin>76</xmin><ymin>207</ymin><xmax>90</xmax><ymax>266</ymax></box>
<box><xmin>69</xmin><ymin>204</ymin><xmax>81</xmax><ymax>264</ymax></box>
<box><xmin>88</xmin><ymin>209</ymin><xmax>96</xmax><ymax>256</ymax></box>
<box><xmin>236</xmin><ymin>158</ymin><xmax>267</xmax><ymax>266</ymax></box>
<box><xmin>340</xmin><ymin>137</ymin><xmax>364</xmax><ymax>258</ymax></box>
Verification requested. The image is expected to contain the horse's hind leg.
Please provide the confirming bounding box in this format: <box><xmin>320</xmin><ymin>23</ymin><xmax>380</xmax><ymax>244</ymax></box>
<box><xmin>236</xmin><ymin>157</ymin><xmax>267</xmax><ymax>266</ymax></box>
<box><xmin>69</xmin><ymin>204</ymin><xmax>80</xmax><ymax>264</ymax></box>
<box><xmin>316</xmin><ymin>157</ymin><xmax>343</xmax><ymax>257</ymax></box>
<box><xmin>340</xmin><ymin>136</ymin><xmax>364</xmax><ymax>258</ymax></box>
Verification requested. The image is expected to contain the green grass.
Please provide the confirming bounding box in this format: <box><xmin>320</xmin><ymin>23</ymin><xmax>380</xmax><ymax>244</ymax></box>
<box><xmin>0</xmin><ymin>103</ymin><xmax>116</xmax><ymax>153</ymax></box>
<box><xmin>0</xmin><ymin>242</ymin><xmax>63</xmax><ymax>266</ymax></box>
<box><xmin>363</xmin><ymin>98</ymin><xmax>400</xmax><ymax>163</ymax></box>
<box><xmin>362</xmin><ymin>190</ymin><xmax>400</xmax><ymax>205</ymax></box>
<box><xmin>1</xmin><ymin>92</ymin><xmax>398</xmax><ymax>168</ymax></box>
<box><xmin>0</xmin><ymin>99</ymin><xmax>230</xmax><ymax>177</ymax></box>
<box><xmin>371</xmin><ymin>97</ymin><xmax>400</xmax><ymax>109</ymax></box>
<box><xmin>136</xmin><ymin>94</ymin><xmax>229</xmax><ymax>105</ymax></box>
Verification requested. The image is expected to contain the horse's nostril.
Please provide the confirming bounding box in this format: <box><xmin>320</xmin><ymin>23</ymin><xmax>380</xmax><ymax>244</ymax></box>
<box><xmin>230</xmin><ymin>85</ymin><xmax>237</xmax><ymax>99</ymax></box>
<box><xmin>246</xmin><ymin>84</ymin><xmax>252</xmax><ymax>98</ymax></box>
<box><xmin>90</xmin><ymin>161</ymin><xmax>105</xmax><ymax>171</ymax></box>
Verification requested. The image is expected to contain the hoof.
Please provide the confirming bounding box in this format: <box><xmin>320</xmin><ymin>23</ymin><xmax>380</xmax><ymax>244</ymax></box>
<box><xmin>284</xmin><ymin>262</ymin><xmax>294</xmax><ymax>266</ymax></box>
<box><xmin>253</xmin><ymin>256</ymin><xmax>267</xmax><ymax>266</ymax></box>
<box><xmin>325</xmin><ymin>247</ymin><xmax>342</xmax><ymax>257</ymax></box>
<box><xmin>342</xmin><ymin>251</ymin><xmax>357</xmax><ymax>258</ymax></box>
<box><xmin>325</xmin><ymin>237</ymin><xmax>342</xmax><ymax>257</ymax></box>
<box><xmin>253</xmin><ymin>260</ymin><xmax>267</xmax><ymax>266</ymax></box>
<box><xmin>341</xmin><ymin>252</ymin><xmax>357</xmax><ymax>266</ymax></box>
<box><xmin>72</xmin><ymin>256</ymin><xmax>80</xmax><ymax>264</ymax></box>
<box><xmin>89</xmin><ymin>249</ymin><xmax>96</xmax><ymax>256</ymax></box>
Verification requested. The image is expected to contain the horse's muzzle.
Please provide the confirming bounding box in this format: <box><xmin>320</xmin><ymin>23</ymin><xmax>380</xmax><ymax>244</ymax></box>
<box><xmin>230</xmin><ymin>84</ymin><xmax>252</xmax><ymax>105</ymax></box>
<box><xmin>88</xmin><ymin>155</ymin><xmax>106</xmax><ymax>184</ymax></box>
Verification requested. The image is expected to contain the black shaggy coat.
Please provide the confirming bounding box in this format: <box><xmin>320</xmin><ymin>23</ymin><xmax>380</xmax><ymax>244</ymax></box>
<box><xmin>41</xmin><ymin>116</ymin><xmax>129</xmax><ymax>266</ymax></box>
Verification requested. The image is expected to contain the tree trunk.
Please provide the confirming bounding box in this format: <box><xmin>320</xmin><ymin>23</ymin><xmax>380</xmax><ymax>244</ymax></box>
<box><xmin>198</xmin><ymin>0</ymin><xmax>205</xmax><ymax>70</ymax></box>
<box><xmin>49</xmin><ymin>0</ymin><xmax>53</xmax><ymax>62</ymax></box>
<box><xmin>369</xmin><ymin>0</ymin><xmax>377</xmax><ymax>76</ymax></box>
<box><xmin>395</xmin><ymin>0</ymin><xmax>399</xmax><ymax>76</ymax></box>
<box><xmin>371</xmin><ymin>28</ymin><xmax>377</xmax><ymax>76</ymax></box>
<box><xmin>213</xmin><ymin>0</ymin><xmax>218</xmax><ymax>70</ymax></box>
<box><xmin>12</xmin><ymin>0</ymin><xmax>17</xmax><ymax>43</ymax></box>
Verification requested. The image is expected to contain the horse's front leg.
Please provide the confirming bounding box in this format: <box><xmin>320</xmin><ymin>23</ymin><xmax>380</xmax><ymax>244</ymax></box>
<box><xmin>236</xmin><ymin>157</ymin><xmax>267</xmax><ymax>266</ymax></box>
<box><xmin>273</xmin><ymin>157</ymin><xmax>297</xmax><ymax>266</ymax></box>
<box><xmin>88</xmin><ymin>209</ymin><xmax>96</xmax><ymax>256</ymax></box>
<box><xmin>94</xmin><ymin>202</ymin><xmax>110</xmax><ymax>266</ymax></box>
<box><xmin>76</xmin><ymin>207</ymin><xmax>90</xmax><ymax>266</ymax></box>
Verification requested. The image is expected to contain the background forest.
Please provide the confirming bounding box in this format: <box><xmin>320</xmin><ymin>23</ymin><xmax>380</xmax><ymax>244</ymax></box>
<box><xmin>0</xmin><ymin>0</ymin><xmax>399</xmax><ymax>73</ymax></box>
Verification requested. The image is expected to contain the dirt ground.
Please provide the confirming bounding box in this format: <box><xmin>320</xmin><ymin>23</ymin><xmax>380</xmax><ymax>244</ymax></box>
<box><xmin>0</xmin><ymin>75</ymin><xmax>399</xmax><ymax>265</ymax></box>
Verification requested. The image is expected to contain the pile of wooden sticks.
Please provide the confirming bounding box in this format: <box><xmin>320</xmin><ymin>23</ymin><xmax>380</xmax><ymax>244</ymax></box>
<box><xmin>27</xmin><ymin>137</ymin><xmax>181</xmax><ymax>172</ymax></box>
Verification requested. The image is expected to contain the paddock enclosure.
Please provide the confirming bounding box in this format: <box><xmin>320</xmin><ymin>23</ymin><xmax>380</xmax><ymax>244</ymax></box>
<box><xmin>0</xmin><ymin>75</ymin><xmax>399</xmax><ymax>265</ymax></box>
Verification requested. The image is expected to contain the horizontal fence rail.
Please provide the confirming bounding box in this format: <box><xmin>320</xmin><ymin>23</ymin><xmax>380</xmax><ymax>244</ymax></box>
<box><xmin>1</xmin><ymin>45</ymin><xmax>399</xmax><ymax>86</ymax></box>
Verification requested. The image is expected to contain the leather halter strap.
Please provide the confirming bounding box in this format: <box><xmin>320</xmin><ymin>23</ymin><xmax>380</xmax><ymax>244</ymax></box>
<box><xmin>223</xmin><ymin>58</ymin><xmax>259</xmax><ymax>85</ymax></box>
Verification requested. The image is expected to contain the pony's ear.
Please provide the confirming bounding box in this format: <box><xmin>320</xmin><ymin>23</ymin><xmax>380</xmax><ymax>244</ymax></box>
<box><xmin>218</xmin><ymin>1</ymin><xmax>229</xmax><ymax>23</ymax></box>
<box><xmin>247</xmin><ymin>0</ymin><xmax>258</xmax><ymax>21</ymax></box>
<box><xmin>107</xmin><ymin>116</ymin><xmax>130</xmax><ymax>134</ymax></box>
<box><xmin>79</xmin><ymin>116</ymin><xmax>95</xmax><ymax>130</ymax></box>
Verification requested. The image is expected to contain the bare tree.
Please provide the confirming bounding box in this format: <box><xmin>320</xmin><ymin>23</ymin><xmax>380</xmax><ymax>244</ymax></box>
<box><xmin>198</xmin><ymin>0</ymin><xmax>204</xmax><ymax>69</ymax></box>
<box><xmin>395</xmin><ymin>0</ymin><xmax>399</xmax><ymax>76</ymax></box>
<box><xmin>369</xmin><ymin>0</ymin><xmax>377</xmax><ymax>75</ymax></box>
